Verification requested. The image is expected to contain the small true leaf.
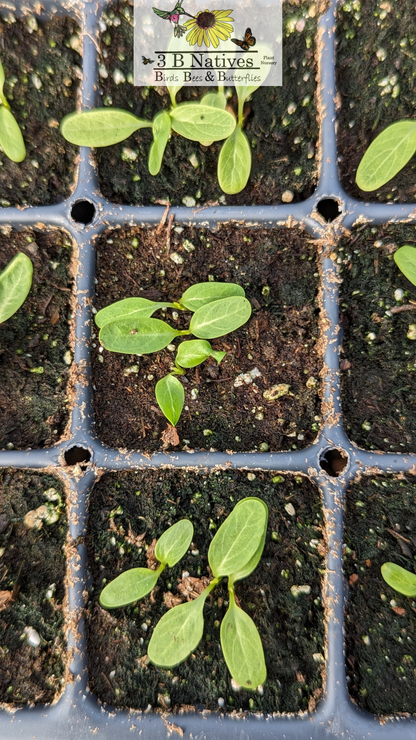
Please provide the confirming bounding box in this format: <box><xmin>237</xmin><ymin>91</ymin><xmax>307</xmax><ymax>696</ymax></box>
<box><xmin>200</xmin><ymin>92</ymin><xmax>227</xmax><ymax>109</ymax></box>
<box><xmin>148</xmin><ymin>593</ymin><xmax>206</xmax><ymax>667</ymax></box>
<box><xmin>155</xmin><ymin>519</ymin><xmax>193</xmax><ymax>566</ymax></box>
<box><xmin>218</xmin><ymin>126</ymin><xmax>251</xmax><ymax>195</ymax></box>
<box><xmin>0</xmin><ymin>106</ymin><xmax>26</xmax><ymax>162</ymax></box>
<box><xmin>190</xmin><ymin>296</ymin><xmax>252</xmax><ymax>339</ymax></box>
<box><xmin>356</xmin><ymin>120</ymin><xmax>416</xmax><ymax>191</ymax></box>
<box><xmin>155</xmin><ymin>374</ymin><xmax>184</xmax><ymax>426</ymax></box>
<box><xmin>0</xmin><ymin>252</ymin><xmax>33</xmax><ymax>323</ymax></box>
<box><xmin>148</xmin><ymin>110</ymin><xmax>171</xmax><ymax>176</ymax></box>
<box><xmin>100</xmin><ymin>568</ymin><xmax>159</xmax><ymax>609</ymax></box>
<box><xmin>220</xmin><ymin>594</ymin><xmax>267</xmax><ymax>689</ymax></box>
<box><xmin>60</xmin><ymin>109</ymin><xmax>152</xmax><ymax>147</ymax></box>
<box><xmin>176</xmin><ymin>339</ymin><xmax>226</xmax><ymax>368</ymax></box>
<box><xmin>208</xmin><ymin>498</ymin><xmax>267</xmax><ymax>577</ymax></box>
<box><xmin>394</xmin><ymin>245</ymin><xmax>416</xmax><ymax>287</ymax></box>
<box><xmin>381</xmin><ymin>562</ymin><xmax>416</xmax><ymax>597</ymax></box>
<box><xmin>95</xmin><ymin>297</ymin><xmax>176</xmax><ymax>328</ymax></box>
<box><xmin>99</xmin><ymin>317</ymin><xmax>180</xmax><ymax>354</ymax></box>
<box><xmin>230</xmin><ymin>498</ymin><xmax>268</xmax><ymax>582</ymax></box>
<box><xmin>170</xmin><ymin>104</ymin><xmax>236</xmax><ymax>143</ymax></box>
<box><xmin>180</xmin><ymin>281</ymin><xmax>245</xmax><ymax>311</ymax></box>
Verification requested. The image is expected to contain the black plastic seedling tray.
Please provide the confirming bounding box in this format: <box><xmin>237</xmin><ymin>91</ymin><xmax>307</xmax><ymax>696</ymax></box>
<box><xmin>1</xmin><ymin>0</ymin><xmax>416</xmax><ymax>737</ymax></box>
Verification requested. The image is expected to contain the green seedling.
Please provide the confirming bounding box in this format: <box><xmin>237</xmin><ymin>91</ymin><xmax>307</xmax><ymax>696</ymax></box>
<box><xmin>0</xmin><ymin>252</ymin><xmax>33</xmax><ymax>324</ymax></box>
<box><xmin>0</xmin><ymin>60</ymin><xmax>26</xmax><ymax>162</ymax></box>
<box><xmin>147</xmin><ymin>497</ymin><xmax>268</xmax><ymax>689</ymax></box>
<box><xmin>95</xmin><ymin>281</ymin><xmax>251</xmax><ymax>429</ymax></box>
<box><xmin>381</xmin><ymin>562</ymin><xmax>416</xmax><ymax>598</ymax></box>
<box><xmin>356</xmin><ymin>121</ymin><xmax>416</xmax><ymax>291</ymax></box>
<box><xmin>100</xmin><ymin>519</ymin><xmax>194</xmax><ymax>609</ymax></box>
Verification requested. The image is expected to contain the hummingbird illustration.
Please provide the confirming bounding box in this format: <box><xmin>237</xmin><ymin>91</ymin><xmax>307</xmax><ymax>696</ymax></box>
<box><xmin>152</xmin><ymin>0</ymin><xmax>194</xmax><ymax>37</ymax></box>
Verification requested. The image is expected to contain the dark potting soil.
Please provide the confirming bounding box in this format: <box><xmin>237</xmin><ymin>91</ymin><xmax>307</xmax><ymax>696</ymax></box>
<box><xmin>0</xmin><ymin>470</ymin><xmax>67</xmax><ymax>705</ymax></box>
<box><xmin>92</xmin><ymin>225</ymin><xmax>322</xmax><ymax>452</ymax></box>
<box><xmin>95</xmin><ymin>0</ymin><xmax>318</xmax><ymax>206</ymax></box>
<box><xmin>338</xmin><ymin>224</ymin><xmax>416</xmax><ymax>453</ymax></box>
<box><xmin>0</xmin><ymin>13</ymin><xmax>81</xmax><ymax>207</ymax></box>
<box><xmin>336</xmin><ymin>0</ymin><xmax>416</xmax><ymax>203</ymax></box>
<box><xmin>344</xmin><ymin>475</ymin><xmax>416</xmax><ymax>716</ymax></box>
<box><xmin>86</xmin><ymin>469</ymin><xmax>325</xmax><ymax>713</ymax></box>
<box><xmin>0</xmin><ymin>230</ymin><xmax>74</xmax><ymax>450</ymax></box>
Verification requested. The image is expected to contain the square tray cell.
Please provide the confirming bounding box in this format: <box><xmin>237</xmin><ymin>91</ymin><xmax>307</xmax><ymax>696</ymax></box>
<box><xmin>86</xmin><ymin>469</ymin><xmax>325</xmax><ymax>713</ymax></box>
<box><xmin>0</xmin><ymin>229</ymin><xmax>74</xmax><ymax>451</ymax></box>
<box><xmin>0</xmin><ymin>12</ymin><xmax>81</xmax><ymax>207</ymax></box>
<box><xmin>344</xmin><ymin>475</ymin><xmax>416</xmax><ymax>716</ymax></box>
<box><xmin>95</xmin><ymin>0</ymin><xmax>318</xmax><ymax>206</ymax></box>
<box><xmin>92</xmin><ymin>225</ymin><xmax>322</xmax><ymax>452</ymax></box>
<box><xmin>0</xmin><ymin>470</ymin><xmax>67</xmax><ymax>704</ymax></box>
<box><xmin>336</xmin><ymin>0</ymin><xmax>416</xmax><ymax>203</ymax></box>
<box><xmin>338</xmin><ymin>224</ymin><xmax>416</xmax><ymax>452</ymax></box>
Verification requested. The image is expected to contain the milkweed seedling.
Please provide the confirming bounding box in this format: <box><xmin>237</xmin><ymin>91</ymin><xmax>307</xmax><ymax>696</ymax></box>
<box><xmin>0</xmin><ymin>60</ymin><xmax>26</xmax><ymax>163</ymax></box>
<box><xmin>95</xmin><ymin>280</ymin><xmax>251</xmax><ymax>430</ymax></box>
<box><xmin>0</xmin><ymin>252</ymin><xmax>33</xmax><ymax>324</ymax></box>
<box><xmin>356</xmin><ymin>121</ymin><xmax>416</xmax><ymax>290</ymax></box>
<box><xmin>381</xmin><ymin>562</ymin><xmax>416</xmax><ymax>598</ymax></box>
<box><xmin>100</xmin><ymin>497</ymin><xmax>268</xmax><ymax>690</ymax></box>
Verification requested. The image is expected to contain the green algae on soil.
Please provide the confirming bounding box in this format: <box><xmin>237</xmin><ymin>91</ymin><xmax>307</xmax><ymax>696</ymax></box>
<box><xmin>0</xmin><ymin>229</ymin><xmax>73</xmax><ymax>450</ymax></box>
<box><xmin>91</xmin><ymin>224</ymin><xmax>322</xmax><ymax>452</ymax></box>
<box><xmin>95</xmin><ymin>0</ymin><xmax>318</xmax><ymax>206</ymax></box>
<box><xmin>338</xmin><ymin>224</ymin><xmax>416</xmax><ymax>453</ymax></box>
<box><xmin>0</xmin><ymin>13</ymin><xmax>81</xmax><ymax>207</ymax></box>
<box><xmin>336</xmin><ymin>0</ymin><xmax>416</xmax><ymax>203</ymax></box>
<box><xmin>344</xmin><ymin>475</ymin><xmax>416</xmax><ymax>716</ymax></box>
<box><xmin>86</xmin><ymin>469</ymin><xmax>325</xmax><ymax>713</ymax></box>
<box><xmin>0</xmin><ymin>470</ymin><xmax>67</xmax><ymax>705</ymax></box>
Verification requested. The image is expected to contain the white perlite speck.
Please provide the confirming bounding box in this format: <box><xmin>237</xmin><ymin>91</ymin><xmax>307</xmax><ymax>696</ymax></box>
<box><xmin>234</xmin><ymin>367</ymin><xmax>262</xmax><ymax>387</ymax></box>
<box><xmin>113</xmin><ymin>69</ymin><xmax>126</xmax><ymax>84</ymax></box>
<box><xmin>290</xmin><ymin>585</ymin><xmax>311</xmax><ymax>597</ymax></box>
<box><xmin>24</xmin><ymin>626</ymin><xmax>41</xmax><ymax>647</ymax></box>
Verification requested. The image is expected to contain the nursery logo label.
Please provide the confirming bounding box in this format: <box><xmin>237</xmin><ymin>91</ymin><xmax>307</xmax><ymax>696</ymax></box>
<box><xmin>134</xmin><ymin>0</ymin><xmax>282</xmax><ymax>86</ymax></box>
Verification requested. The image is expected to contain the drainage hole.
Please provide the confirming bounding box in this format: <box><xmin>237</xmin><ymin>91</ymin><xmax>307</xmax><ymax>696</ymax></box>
<box><xmin>319</xmin><ymin>448</ymin><xmax>348</xmax><ymax>477</ymax></box>
<box><xmin>71</xmin><ymin>200</ymin><xmax>96</xmax><ymax>225</ymax></box>
<box><xmin>316</xmin><ymin>198</ymin><xmax>341</xmax><ymax>222</ymax></box>
<box><xmin>64</xmin><ymin>446</ymin><xmax>91</xmax><ymax>468</ymax></box>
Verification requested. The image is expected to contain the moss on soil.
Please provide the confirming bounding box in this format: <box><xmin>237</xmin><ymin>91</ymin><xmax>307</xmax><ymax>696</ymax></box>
<box><xmin>336</xmin><ymin>0</ymin><xmax>416</xmax><ymax>203</ymax></box>
<box><xmin>0</xmin><ymin>13</ymin><xmax>81</xmax><ymax>207</ymax></box>
<box><xmin>86</xmin><ymin>469</ymin><xmax>325</xmax><ymax>713</ymax></box>
<box><xmin>95</xmin><ymin>0</ymin><xmax>318</xmax><ymax>206</ymax></box>
<box><xmin>344</xmin><ymin>475</ymin><xmax>416</xmax><ymax>715</ymax></box>
<box><xmin>0</xmin><ymin>470</ymin><xmax>67</xmax><ymax>705</ymax></box>
<box><xmin>0</xmin><ymin>230</ymin><xmax>73</xmax><ymax>450</ymax></box>
<box><xmin>92</xmin><ymin>224</ymin><xmax>322</xmax><ymax>452</ymax></box>
<box><xmin>338</xmin><ymin>224</ymin><xmax>416</xmax><ymax>452</ymax></box>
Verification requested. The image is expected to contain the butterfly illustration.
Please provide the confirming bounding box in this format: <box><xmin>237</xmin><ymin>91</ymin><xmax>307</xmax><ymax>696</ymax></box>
<box><xmin>231</xmin><ymin>27</ymin><xmax>256</xmax><ymax>51</ymax></box>
<box><xmin>142</xmin><ymin>56</ymin><xmax>155</xmax><ymax>65</ymax></box>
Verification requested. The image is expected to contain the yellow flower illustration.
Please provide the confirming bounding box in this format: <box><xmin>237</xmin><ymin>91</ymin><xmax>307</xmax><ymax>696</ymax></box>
<box><xmin>185</xmin><ymin>9</ymin><xmax>234</xmax><ymax>48</ymax></box>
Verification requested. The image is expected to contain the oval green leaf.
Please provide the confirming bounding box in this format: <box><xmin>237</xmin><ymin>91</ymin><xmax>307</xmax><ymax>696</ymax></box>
<box><xmin>0</xmin><ymin>106</ymin><xmax>26</xmax><ymax>162</ymax></box>
<box><xmin>170</xmin><ymin>103</ymin><xmax>236</xmax><ymax>143</ymax></box>
<box><xmin>200</xmin><ymin>91</ymin><xmax>227</xmax><ymax>109</ymax></box>
<box><xmin>381</xmin><ymin>562</ymin><xmax>416</xmax><ymax>597</ymax></box>
<box><xmin>60</xmin><ymin>109</ymin><xmax>152</xmax><ymax>147</ymax></box>
<box><xmin>230</xmin><ymin>498</ymin><xmax>268</xmax><ymax>582</ymax></box>
<box><xmin>155</xmin><ymin>374</ymin><xmax>184</xmax><ymax>426</ymax></box>
<box><xmin>220</xmin><ymin>595</ymin><xmax>266</xmax><ymax>689</ymax></box>
<box><xmin>208</xmin><ymin>498</ymin><xmax>267</xmax><ymax>577</ymax></box>
<box><xmin>100</xmin><ymin>567</ymin><xmax>159</xmax><ymax>609</ymax></box>
<box><xmin>394</xmin><ymin>245</ymin><xmax>416</xmax><ymax>287</ymax></box>
<box><xmin>95</xmin><ymin>297</ymin><xmax>176</xmax><ymax>328</ymax></box>
<box><xmin>155</xmin><ymin>519</ymin><xmax>193</xmax><ymax>566</ymax></box>
<box><xmin>176</xmin><ymin>339</ymin><xmax>226</xmax><ymax>368</ymax></box>
<box><xmin>190</xmin><ymin>296</ymin><xmax>252</xmax><ymax>339</ymax></box>
<box><xmin>167</xmin><ymin>83</ymin><xmax>183</xmax><ymax>107</ymax></box>
<box><xmin>180</xmin><ymin>281</ymin><xmax>245</xmax><ymax>312</ymax></box>
<box><xmin>356</xmin><ymin>120</ymin><xmax>416</xmax><ymax>191</ymax></box>
<box><xmin>148</xmin><ymin>594</ymin><xmax>206</xmax><ymax>667</ymax></box>
<box><xmin>99</xmin><ymin>317</ymin><xmax>180</xmax><ymax>354</ymax></box>
<box><xmin>0</xmin><ymin>252</ymin><xmax>33</xmax><ymax>324</ymax></box>
<box><xmin>218</xmin><ymin>127</ymin><xmax>251</xmax><ymax>195</ymax></box>
<box><xmin>148</xmin><ymin>110</ymin><xmax>171</xmax><ymax>176</ymax></box>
